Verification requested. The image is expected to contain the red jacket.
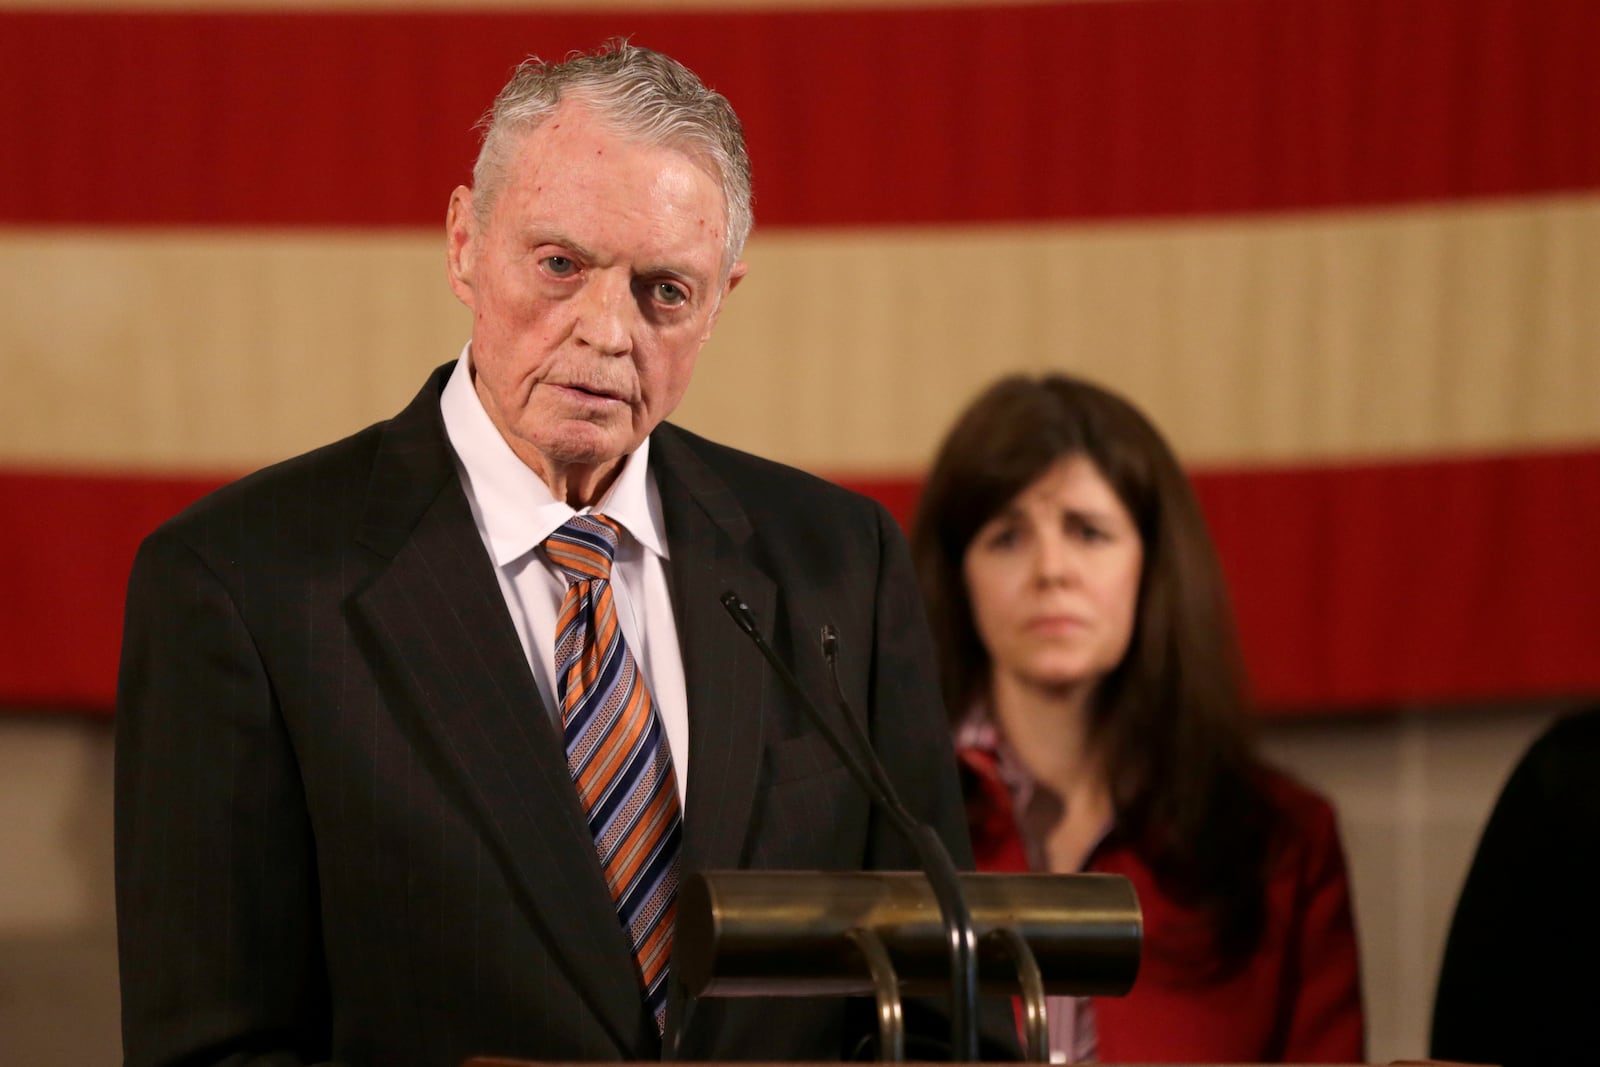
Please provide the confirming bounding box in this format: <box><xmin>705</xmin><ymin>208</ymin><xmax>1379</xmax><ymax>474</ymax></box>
<box><xmin>961</xmin><ymin>749</ymin><xmax>1365</xmax><ymax>1063</ymax></box>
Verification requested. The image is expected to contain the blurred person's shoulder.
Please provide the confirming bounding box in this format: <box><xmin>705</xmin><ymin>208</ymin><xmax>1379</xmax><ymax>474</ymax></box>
<box><xmin>1520</xmin><ymin>705</ymin><xmax>1600</xmax><ymax>779</ymax></box>
<box><xmin>1502</xmin><ymin>704</ymin><xmax>1600</xmax><ymax>826</ymax></box>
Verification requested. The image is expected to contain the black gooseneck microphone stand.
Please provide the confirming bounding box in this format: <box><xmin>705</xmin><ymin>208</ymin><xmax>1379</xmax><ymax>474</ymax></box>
<box><xmin>719</xmin><ymin>591</ymin><xmax>980</xmax><ymax>1062</ymax></box>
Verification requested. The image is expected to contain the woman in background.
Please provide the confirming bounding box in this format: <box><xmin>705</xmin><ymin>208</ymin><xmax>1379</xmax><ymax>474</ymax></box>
<box><xmin>911</xmin><ymin>374</ymin><xmax>1364</xmax><ymax>1063</ymax></box>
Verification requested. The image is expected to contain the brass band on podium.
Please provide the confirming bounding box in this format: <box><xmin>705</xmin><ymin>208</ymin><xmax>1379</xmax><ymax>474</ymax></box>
<box><xmin>675</xmin><ymin>871</ymin><xmax>1143</xmax><ymax>1062</ymax></box>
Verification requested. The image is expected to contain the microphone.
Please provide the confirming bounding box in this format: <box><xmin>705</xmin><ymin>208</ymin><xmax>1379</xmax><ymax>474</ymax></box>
<box><xmin>717</xmin><ymin>591</ymin><xmax>980</xmax><ymax>1061</ymax></box>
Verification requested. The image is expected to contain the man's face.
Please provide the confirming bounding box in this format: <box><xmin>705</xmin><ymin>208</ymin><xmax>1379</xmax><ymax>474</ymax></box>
<box><xmin>446</xmin><ymin>99</ymin><xmax>745</xmax><ymax>503</ymax></box>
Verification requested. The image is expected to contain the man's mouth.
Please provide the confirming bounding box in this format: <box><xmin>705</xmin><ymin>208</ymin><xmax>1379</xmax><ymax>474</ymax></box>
<box><xmin>554</xmin><ymin>382</ymin><xmax>625</xmax><ymax>403</ymax></box>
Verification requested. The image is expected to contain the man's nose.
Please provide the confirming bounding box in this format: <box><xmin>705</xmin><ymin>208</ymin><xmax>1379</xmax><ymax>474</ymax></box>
<box><xmin>573</xmin><ymin>271</ymin><xmax>635</xmax><ymax>356</ymax></box>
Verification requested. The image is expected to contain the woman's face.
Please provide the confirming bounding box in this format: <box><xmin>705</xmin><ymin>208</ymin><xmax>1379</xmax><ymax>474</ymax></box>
<box><xmin>962</xmin><ymin>454</ymin><xmax>1144</xmax><ymax>698</ymax></box>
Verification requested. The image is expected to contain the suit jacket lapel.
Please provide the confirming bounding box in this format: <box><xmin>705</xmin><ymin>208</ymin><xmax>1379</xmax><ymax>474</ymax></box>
<box><xmin>349</xmin><ymin>366</ymin><xmax>647</xmax><ymax>1053</ymax></box>
<box><xmin>650</xmin><ymin>425</ymin><xmax>776</xmax><ymax>878</ymax></box>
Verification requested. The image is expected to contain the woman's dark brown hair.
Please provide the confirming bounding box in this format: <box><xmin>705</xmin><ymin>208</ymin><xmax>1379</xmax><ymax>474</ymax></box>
<box><xmin>910</xmin><ymin>374</ymin><xmax>1277</xmax><ymax>970</ymax></box>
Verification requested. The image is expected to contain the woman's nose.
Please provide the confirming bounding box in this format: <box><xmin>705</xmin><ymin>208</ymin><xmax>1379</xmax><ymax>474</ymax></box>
<box><xmin>1033</xmin><ymin>533</ymin><xmax>1077</xmax><ymax>585</ymax></box>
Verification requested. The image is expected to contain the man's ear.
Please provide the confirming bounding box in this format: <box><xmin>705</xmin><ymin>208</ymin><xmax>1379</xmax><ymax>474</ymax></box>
<box><xmin>703</xmin><ymin>259</ymin><xmax>749</xmax><ymax>340</ymax></box>
<box><xmin>445</xmin><ymin>186</ymin><xmax>478</xmax><ymax>309</ymax></box>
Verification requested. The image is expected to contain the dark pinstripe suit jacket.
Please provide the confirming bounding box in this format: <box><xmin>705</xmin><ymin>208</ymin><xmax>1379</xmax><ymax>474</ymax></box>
<box><xmin>114</xmin><ymin>364</ymin><xmax>973</xmax><ymax>1067</ymax></box>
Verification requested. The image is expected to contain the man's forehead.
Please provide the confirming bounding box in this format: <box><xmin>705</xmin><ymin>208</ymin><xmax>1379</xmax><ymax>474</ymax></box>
<box><xmin>493</xmin><ymin>115</ymin><xmax>730</xmax><ymax>260</ymax></box>
<box><xmin>509</xmin><ymin>100</ymin><xmax>725</xmax><ymax>204</ymax></box>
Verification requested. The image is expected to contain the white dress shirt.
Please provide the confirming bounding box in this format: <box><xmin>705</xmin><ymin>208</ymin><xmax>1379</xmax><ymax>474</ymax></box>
<box><xmin>439</xmin><ymin>345</ymin><xmax>690</xmax><ymax>798</ymax></box>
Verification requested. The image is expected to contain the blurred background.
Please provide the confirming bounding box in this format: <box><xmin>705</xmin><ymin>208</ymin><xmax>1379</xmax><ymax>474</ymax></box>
<box><xmin>2</xmin><ymin>0</ymin><xmax>1597</xmax><ymax>1063</ymax></box>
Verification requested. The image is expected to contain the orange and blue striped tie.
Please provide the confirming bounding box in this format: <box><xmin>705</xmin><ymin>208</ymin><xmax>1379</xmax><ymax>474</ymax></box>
<box><xmin>547</xmin><ymin>514</ymin><xmax>682</xmax><ymax>1032</ymax></box>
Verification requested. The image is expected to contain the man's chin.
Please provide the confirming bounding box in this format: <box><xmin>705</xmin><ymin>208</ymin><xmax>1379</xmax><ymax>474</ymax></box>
<box><xmin>538</xmin><ymin>425</ymin><xmax>641</xmax><ymax>468</ymax></box>
<box><xmin>505</xmin><ymin>420</ymin><xmax>648</xmax><ymax>491</ymax></box>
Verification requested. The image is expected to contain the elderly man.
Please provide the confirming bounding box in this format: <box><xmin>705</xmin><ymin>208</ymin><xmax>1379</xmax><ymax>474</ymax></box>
<box><xmin>115</xmin><ymin>41</ymin><xmax>974</xmax><ymax>1066</ymax></box>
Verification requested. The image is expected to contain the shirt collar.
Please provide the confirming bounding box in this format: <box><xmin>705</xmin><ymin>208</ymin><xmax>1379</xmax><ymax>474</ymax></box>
<box><xmin>439</xmin><ymin>343</ymin><xmax>669</xmax><ymax>567</ymax></box>
<box><xmin>957</xmin><ymin>703</ymin><xmax>1074</xmax><ymax>869</ymax></box>
<box><xmin>957</xmin><ymin>704</ymin><xmax>1035</xmax><ymax>804</ymax></box>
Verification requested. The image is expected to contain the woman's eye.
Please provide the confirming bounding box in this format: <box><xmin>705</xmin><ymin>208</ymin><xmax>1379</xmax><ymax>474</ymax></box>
<box><xmin>542</xmin><ymin>255</ymin><xmax>576</xmax><ymax>276</ymax></box>
<box><xmin>984</xmin><ymin>526</ymin><xmax>1020</xmax><ymax>550</ymax></box>
<box><xmin>1069</xmin><ymin>517</ymin><xmax>1108</xmax><ymax>543</ymax></box>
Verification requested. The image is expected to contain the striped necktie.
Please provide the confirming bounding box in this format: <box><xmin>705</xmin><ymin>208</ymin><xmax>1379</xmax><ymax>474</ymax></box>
<box><xmin>546</xmin><ymin>514</ymin><xmax>682</xmax><ymax>1032</ymax></box>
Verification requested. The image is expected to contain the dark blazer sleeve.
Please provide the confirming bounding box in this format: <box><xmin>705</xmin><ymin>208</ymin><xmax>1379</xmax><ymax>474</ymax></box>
<box><xmin>1430</xmin><ymin>707</ymin><xmax>1600</xmax><ymax>1067</ymax></box>
<box><xmin>115</xmin><ymin>529</ymin><xmax>332</xmax><ymax>1067</ymax></box>
<box><xmin>860</xmin><ymin>501</ymin><xmax>975</xmax><ymax>872</ymax></box>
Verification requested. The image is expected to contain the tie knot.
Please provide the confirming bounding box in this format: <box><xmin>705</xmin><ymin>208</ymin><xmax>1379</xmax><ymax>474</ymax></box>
<box><xmin>546</xmin><ymin>514</ymin><xmax>621</xmax><ymax>583</ymax></box>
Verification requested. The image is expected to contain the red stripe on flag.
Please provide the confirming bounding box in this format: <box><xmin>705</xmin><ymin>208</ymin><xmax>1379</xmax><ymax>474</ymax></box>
<box><xmin>4</xmin><ymin>0</ymin><xmax>1598</xmax><ymax>229</ymax></box>
<box><xmin>3</xmin><ymin>451</ymin><xmax>1597</xmax><ymax>714</ymax></box>
<box><xmin>0</xmin><ymin>470</ymin><xmax>227</xmax><ymax>711</ymax></box>
<box><xmin>1198</xmin><ymin>453</ymin><xmax>1600</xmax><ymax>712</ymax></box>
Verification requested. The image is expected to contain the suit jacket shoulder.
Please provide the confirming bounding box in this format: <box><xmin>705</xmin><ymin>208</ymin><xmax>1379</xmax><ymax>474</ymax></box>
<box><xmin>648</xmin><ymin>420</ymin><xmax>908</xmax><ymax>639</ymax></box>
<box><xmin>651</xmin><ymin>421</ymin><xmax>889</xmax><ymax>534</ymax></box>
<box><xmin>139</xmin><ymin>363</ymin><xmax>456</xmax><ymax>582</ymax></box>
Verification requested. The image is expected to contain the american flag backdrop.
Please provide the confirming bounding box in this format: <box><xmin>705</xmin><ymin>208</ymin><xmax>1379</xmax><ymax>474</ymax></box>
<box><xmin>3</xmin><ymin>0</ymin><xmax>1598</xmax><ymax>714</ymax></box>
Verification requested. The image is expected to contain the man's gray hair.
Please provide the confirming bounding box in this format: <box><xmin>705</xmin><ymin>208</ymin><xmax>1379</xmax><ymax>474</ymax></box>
<box><xmin>472</xmin><ymin>39</ymin><xmax>753</xmax><ymax>268</ymax></box>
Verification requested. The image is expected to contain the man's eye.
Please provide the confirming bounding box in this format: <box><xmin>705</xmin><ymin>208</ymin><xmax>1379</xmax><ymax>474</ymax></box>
<box><xmin>654</xmin><ymin>281</ymin><xmax>687</xmax><ymax>306</ymax></box>
<box><xmin>542</xmin><ymin>255</ymin><xmax>576</xmax><ymax>276</ymax></box>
